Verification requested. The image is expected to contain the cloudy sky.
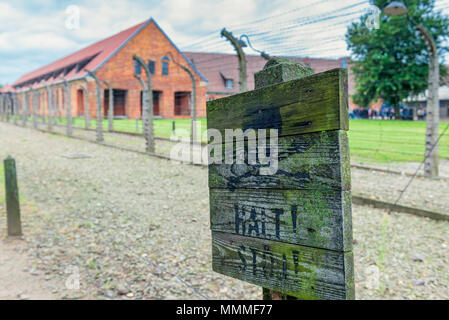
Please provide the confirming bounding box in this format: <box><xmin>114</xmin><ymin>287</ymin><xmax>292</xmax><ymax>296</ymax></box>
<box><xmin>0</xmin><ymin>0</ymin><xmax>448</xmax><ymax>85</ymax></box>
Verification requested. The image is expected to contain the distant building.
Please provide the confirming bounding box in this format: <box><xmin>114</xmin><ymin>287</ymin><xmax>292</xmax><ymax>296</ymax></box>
<box><xmin>405</xmin><ymin>85</ymin><xmax>449</xmax><ymax>120</ymax></box>
<box><xmin>0</xmin><ymin>84</ymin><xmax>17</xmax><ymax>115</ymax></box>
<box><xmin>10</xmin><ymin>18</ymin><xmax>359</xmax><ymax>120</ymax></box>
<box><xmin>12</xmin><ymin>18</ymin><xmax>208</xmax><ymax>119</ymax></box>
<box><xmin>184</xmin><ymin>52</ymin><xmax>355</xmax><ymax>104</ymax></box>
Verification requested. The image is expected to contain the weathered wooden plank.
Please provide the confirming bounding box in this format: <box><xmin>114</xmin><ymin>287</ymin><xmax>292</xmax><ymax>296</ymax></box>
<box><xmin>208</xmin><ymin>130</ymin><xmax>350</xmax><ymax>191</ymax></box>
<box><xmin>206</xmin><ymin>68</ymin><xmax>348</xmax><ymax>139</ymax></box>
<box><xmin>210</xmin><ymin>189</ymin><xmax>352</xmax><ymax>252</ymax></box>
<box><xmin>212</xmin><ymin>231</ymin><xmax>354</xmax><ymax>300</ymax></box>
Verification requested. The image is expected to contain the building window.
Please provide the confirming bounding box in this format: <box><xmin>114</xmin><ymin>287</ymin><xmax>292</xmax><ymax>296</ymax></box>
<box><xmin>134</xmin><ymin>60</ymin><xmax>141</xmax><ymax>75</ymax></box>
<box><xmin>148</xmin><ymin>60</ymin><xmax>155</xmax><ymax>75</ymax></box>
<box><xmin>341</xmin><ymin>60</ymin><xmax>347</xmax><ymax>69</ymax></box>
<box><xmin>162</xmin><ymin>61</ymin><xmax>169</xmax><ymax>75</ymax></box>
<box><xmin>225</xmin><ymin>79</ymin><xmax>233</xmax><ymax>89</ymax></box>
<box><xmin>174</xmin><ymin>92</ymin><xmax>191</xmax><ymax>115</ymax></box>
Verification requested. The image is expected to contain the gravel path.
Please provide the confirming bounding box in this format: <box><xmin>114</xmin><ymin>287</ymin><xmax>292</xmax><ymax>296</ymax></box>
<box><xmin>0</xmin><ymin>237</ymin><xmax>61</xmax><ymax>300</ymax></box>
<box><xmin>352</xmin><ymin>159</ymin><xmax>449</xmax><ymax>179</ymax></box>
<box><xmin>0</xmin><ymin>122</ymin><xmax>448</xmax><ymax>300</ymax></box>
<box><xmin>351</xmin><ymin>166</ymin><xmax>449</xmax><ymax>214</ymax></box>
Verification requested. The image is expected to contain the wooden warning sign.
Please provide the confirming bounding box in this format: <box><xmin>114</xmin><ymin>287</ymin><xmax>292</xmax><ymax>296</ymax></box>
<box><xmin>206</xmin><ymin>58</ymin><xmax>354</xmax><ymax>300</ymax></box>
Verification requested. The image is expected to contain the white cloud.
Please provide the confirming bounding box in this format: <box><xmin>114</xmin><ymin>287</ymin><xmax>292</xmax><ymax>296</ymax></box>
<box><xmin>1</xmin><ymin>0</ymin><xmax>449</xmax><ymax>84</ymax></box>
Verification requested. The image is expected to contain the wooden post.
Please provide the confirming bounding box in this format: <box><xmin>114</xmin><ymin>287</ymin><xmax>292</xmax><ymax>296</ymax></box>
<box><xmin>172</xmin><ymin>119</ymin><xmax>176</xmax><ymax>135</ymax></box>
<box><xmin>206</xmin><ymin>57</ymin><xmax>354</xmax><ymax>300</ymax></box>
<box><xmin>4</xmin><ymin>156</ymin><xmax>22</xmax><ymax>236</ymax></box>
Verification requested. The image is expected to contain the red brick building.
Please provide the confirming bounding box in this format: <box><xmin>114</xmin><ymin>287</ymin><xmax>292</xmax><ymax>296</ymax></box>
<box><xmin>12</xmin><ymin>18</ymin><xmax>208</xmax><ymax>119</ymax></box>
<box><xmin>185</xmin><ymin>52</ymin><xmax>356</xmax><ymax>103</ymax></box>
<box><xmin>11</xmin><ymin>18</ymin><xmax>363</xmax><ymax>119</ymax></box>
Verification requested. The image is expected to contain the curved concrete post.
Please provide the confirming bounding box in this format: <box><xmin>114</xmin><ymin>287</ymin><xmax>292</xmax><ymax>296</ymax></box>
<box><xmin>417</xmin><ymin>25</ymin><xmax>439</xmax><ymax>178</ymax></box>
<box><xmin>133</xmin><ymin>55</ymin><xmax>155</xmax><ymax>154</ymax></box>
<box><xmin>46</xmin><ymin>86</ymin><xmax>52</xmax><ymax>131</ymax></box>
<box><xmin>21</xmin><ymin>91</ymin><xmax>28</xmax><ymax>126</ymax></box>
<box><xmin>32</xmin><ymin>90</ymin><xmax>37</xmax><ymax>128</ymax></box>
<box><xmin>221</xmin><ymin>28</ymin><xmax>247</xmax><ymax>92</ymax></box>
<box><xmin>13</xmin><ymin>93</ymin><xmax>18</xmax><ymax>125</ymax></box>
<box><xmin>61</xmin><ymin>78</ymin><xmax>72</xmax><ymax>137</ymax></box>
<box><xmin>102</xmin><ymin>80</ymin><xmax>114</xmax><ymax>132</ymax></box>
<box><xmin>83</xmin><ymin>80</ymin><xmax>89</xmax><ymax>129</ymax></box>
<box><xmin>181</xmin><ymin>66</ymin><xmax>197</xmax><ymax>144</ymax></box>
<box><xmin>0</xmin><ymin>95</ymin><xmax>4</xmax><ymax>120</ymax></box>
<box><xmin>5</xmin><ymin>95</ymin><xmax>10</xmax><ymax>122</ymax></box>
<box><xmin>134</xmin><ymin>73</ymin><xmax>147</xmax><ymax>121</ymax></box>
<box><xmin>163</xmin><ymin>52</ymin><xmax>198</xmax><ymax>144</ymax></box>
<box><xmin>52</xmin><ymin>87</ymin><xmax>58</xmax><ymax>125</ymax></box>
<box><xmin>85</xmin><ymin>69</ymin><xmax>104</xmax><ymax>142</ymax></box>
<box><xmin>40</xmin><ymin>90</ymin><xmax>46</xmax><ymax>124</ymax></box>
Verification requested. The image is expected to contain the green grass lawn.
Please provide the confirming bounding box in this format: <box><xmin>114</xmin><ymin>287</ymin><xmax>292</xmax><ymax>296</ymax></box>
<box><xmin>348</xmin><ymin>119</ymin><xmax>449</xmax><ymax>163</ymax></box>
<box><xmin>54</xmin><ymin>117</ymin><xmax>208</xmax><ymax>138</ymax></box>
<box><xmin>46</xmin><ymin>117</ymin><xmax>449</xmax><ymax>164</ymax></box>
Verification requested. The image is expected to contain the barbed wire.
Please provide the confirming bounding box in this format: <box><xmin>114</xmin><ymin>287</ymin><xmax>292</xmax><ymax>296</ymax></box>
<box><xmin>393</xmin><ymin>121</ymin><xmax>449</xmax><ymax>206</ymax></box>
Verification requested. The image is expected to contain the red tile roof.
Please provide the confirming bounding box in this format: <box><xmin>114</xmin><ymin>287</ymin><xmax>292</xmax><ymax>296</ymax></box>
<box><xmin>184</xmin><ymin>52</ymin><xmax>355</xmax><ymax>95</ymax></box>
<box><xmin>0</xmin><ymin>84</ymin><xmax>16</xmax><ymax>93</ymax></box>
<box><xmin>13</xmin><ymin>20</ymin><xmax>150</xmax><ymax>88</ymax></box>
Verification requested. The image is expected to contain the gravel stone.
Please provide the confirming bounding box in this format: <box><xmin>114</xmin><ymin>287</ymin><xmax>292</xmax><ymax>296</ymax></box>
<box><xmin>1</xmin><ymin>123</ymin><xmax>448</xmax><ymax>300</ymax></box>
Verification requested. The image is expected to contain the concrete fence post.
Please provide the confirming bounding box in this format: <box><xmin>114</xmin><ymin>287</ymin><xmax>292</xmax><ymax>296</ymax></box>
<box><xmin>52</xmin><ymin>87</ymin><xmax>58</xmax><ymax>126</ymax></box>
<box><xmin>102</xmin><ymin>80</ymin><xmax>114</xmax><ymax>132</ymax></box>
<box><xmin>85</xmin><ymin>69</ymin><xmax>104</xmax><ymax>142</ymax></box>
<box><xmin>162</xmin><ymin>52</ymin><xmax>198</xmax><ymax>145</ymax></box>
<box><xmin>13</xmin><ymin>94</ymin><xmax>18</xmax><ymax>125</ymax></box>
<box><xmin>40</xmin><ymin>91</ymin><xmax>45</xmax><ymax>124</ymax></box>
<box><xmin>133</xmin><ymin>55</ymin><xmax>155</xmax><ymax>154</ymax></box>
<box><xmin>221</xmin><ymin>28</ymin><xmax>247</xmax><ymax>93</ymax></box>
<box><xmin>46</xmin><ymin>86</ymin><xmax>52</xmax><ymax>131</ymax></box>
<box><xmin>4</xmin><ymin>156</ymin><xmax>22</xmax><ymax>237</ymax></box>
<box><xmin>21</xmin><ymin>91</ymin><xmax>27</xmax><ymax>126</ymax></box>
<box><xmin>0</xmin><ymin>95</ymin><xmax>3</xmax><ymax>121</ymax></box>
<box><xmin>32</xmin><ymin>91</ymin><xmax>37</xmax><ymax>129</ymax></box>
<box><xmin>83</xmin><ymin>81</ymin><xmax>89</xmax><ymax>129</ymax></box>
<box><xmin>5</xmin><ymin>95</ymin><xmax>11</xmax><ymax>123</ymax></box>
<box><xmin>61</xmin><ymin>79</ymin><xmax>72</xmax><ymax>137</ymax></box>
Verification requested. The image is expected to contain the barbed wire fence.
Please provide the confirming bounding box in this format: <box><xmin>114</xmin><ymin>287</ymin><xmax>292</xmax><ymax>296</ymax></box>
<box><xmin>0</xmin><ymin>0</ymin><xmax>448</xmax><ymax>301</ymax></box>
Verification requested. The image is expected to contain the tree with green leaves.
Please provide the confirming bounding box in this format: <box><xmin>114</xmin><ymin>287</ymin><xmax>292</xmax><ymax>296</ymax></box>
<box><xmin>346</xmin><ymin>0</ymin><xmax>449</xmax><ymax>118</ymax></box>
